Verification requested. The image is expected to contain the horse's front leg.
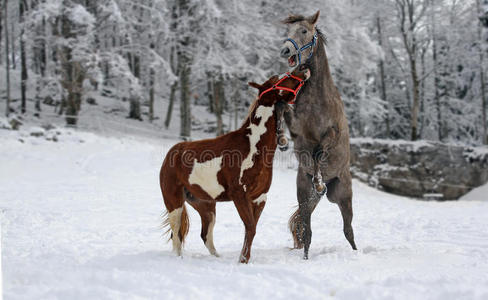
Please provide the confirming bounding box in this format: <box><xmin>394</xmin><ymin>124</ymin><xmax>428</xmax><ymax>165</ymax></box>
<box><xmin>312</xmin><ymin>145</ymin><xmax>327</xmax><ymax>196</ymax></box>
<box><xmin>275</xmin><ymin>102</ymin><xmax>294</xmax><ymax>151</ymax></box>
<box><xmin>277</xmin><ymin>117</ymin><xmax>289</xmax><ymax>151</ymax></box>
<box><xmin>233</xmin><ymin>199</ymin><xmax>258</xmax><ymax>263</ymax></box>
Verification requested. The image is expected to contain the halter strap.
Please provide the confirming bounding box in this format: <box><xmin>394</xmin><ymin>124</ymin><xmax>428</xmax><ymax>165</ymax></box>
<box><xmin>259</xmin><ymin>72</ymin><xmax>305</xmax><ymax>105</ymax></box>
<box><xmin>285</xmin><ymin>31</ymin><xmax>318</xmax><ymax>66</ymax></box>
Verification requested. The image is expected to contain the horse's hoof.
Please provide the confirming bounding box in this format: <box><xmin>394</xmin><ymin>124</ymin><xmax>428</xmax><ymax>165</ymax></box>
<box><xmin>277</xmin><ymin>136</ymin><xmax>289</xmax><ymax>151</ymax></box>
<box><xmin>303</xmin><ymin>254</ymin><xmax>309</xmax><ymax>260</ymax></box>
<box><xmin>239</xmin><ymin>255</ymin><xmax>249</xmax><ymax>264</ymax></box>
<box><xmin>313</xmin><ymin>179</ymin><xmax>327</xmax><ymax>197</ymax></box>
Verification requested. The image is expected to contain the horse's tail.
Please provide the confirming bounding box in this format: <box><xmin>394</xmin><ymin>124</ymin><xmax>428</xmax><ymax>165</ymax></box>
<box><xmin>179</xmin><ymin>205</ymin><xmax>190</xmax><ymax>244</ymax></box>
<box><xmin>288</xmin><ymin>207</ymin><xmax>304</xmax><ymax>249</ymax></box>
<box><xmin>162</xmin><ymin>204</ymin><xmax>190</xmax><ymax>254</ymax></box>
<box><xmin>160</xmin><ymin>143</ymin><xmax>190</xmax><ymax>255</ymax></box>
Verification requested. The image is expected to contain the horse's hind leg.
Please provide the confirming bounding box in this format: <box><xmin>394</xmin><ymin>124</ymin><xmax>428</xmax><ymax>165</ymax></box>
<box><xmin>186</xmin><ymin>196</ymin><xmax>219</xmax><ymax>257</ymax></box>
<box><xmin>294</xmin><ymin>166</ymin><xmax>322</xmax><ymax>260</ymax></box>
<box><xmin>326</xmin><ymin>174</ymin><xmax>357</xmax><ymax>250</ymax></box>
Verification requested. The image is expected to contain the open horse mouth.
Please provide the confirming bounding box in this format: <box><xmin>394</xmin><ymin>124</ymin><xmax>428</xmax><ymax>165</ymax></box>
<box><xmin>288</xmin><ymin>54</ymin><xmax>298</xmax><ymax>67</ymax></box>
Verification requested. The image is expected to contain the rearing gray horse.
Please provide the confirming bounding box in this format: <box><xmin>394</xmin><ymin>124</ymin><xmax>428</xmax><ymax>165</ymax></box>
<box><xmin>276</xmin><ymin>11</ymin><xmax>357</xmax><ymax>259</ymax></box>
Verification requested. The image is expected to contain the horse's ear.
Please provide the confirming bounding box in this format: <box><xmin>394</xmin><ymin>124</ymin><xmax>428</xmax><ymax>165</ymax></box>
<box><xmin>307</xmin><ymin>10</ymin><xmax>320</xmax><ymax>25</ymax></box>
<box><xmin>248</xmin><ymin>82</ymin><xmax>262</xmax><ymax>90</ymax></box>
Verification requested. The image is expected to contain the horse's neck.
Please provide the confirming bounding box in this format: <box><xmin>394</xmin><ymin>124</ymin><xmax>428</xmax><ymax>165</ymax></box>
<box><xmin>240</xmin><ymin>101</ymin><xmax>277</xmax><ymax>146</ymax></box>
<box><xmin>309</xmin><ymin>41</ymin><xmax>338</xmax><ymax>98</ymax></box>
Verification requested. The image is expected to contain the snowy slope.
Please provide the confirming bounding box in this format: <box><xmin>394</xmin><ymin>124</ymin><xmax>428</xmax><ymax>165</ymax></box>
<box><xmin>1</xmin><ymin>127</ymin><xmax>488</xmax><ymax>300</ymax></box>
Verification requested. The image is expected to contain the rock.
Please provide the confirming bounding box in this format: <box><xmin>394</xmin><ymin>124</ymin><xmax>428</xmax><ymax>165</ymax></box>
<box><xmin>43</xmin><ymin>96</ymin><xmax>55</xmax><ymax>106</ymax></box>
<box><xmin>86</xmin><ymin>97</ymin><xmax>98</xmax><ymax>105</ymax></box>
<box><xmin>101</xmin><ymin>88</ymin><xmax>115</xmax><ymax>98</ymax></box>
<box><xmin>41</xmin><ymin>123</ymin><xmax>56</xmax><ymax>131</ymax></box>
<box><xmin>350</xmin><ymin>138</ymin><xmax>488</xmax><ymax>200</ymax></box>
<box><xmin>9</xmin><ymin>117</ymin><xmax>23</xmax><ymax>130</ymax></box>
<box><xmin>29</xmin><ymin>127</ymin><xmax>45</xmax><ymax>137</ymax></box>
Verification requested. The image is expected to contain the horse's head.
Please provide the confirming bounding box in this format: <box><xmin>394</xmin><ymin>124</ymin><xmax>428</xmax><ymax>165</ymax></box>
<box><xmin>248</xmin><ymin>66</ymin><xmax>311</xmax><ymax>105</ymax></box>
<box><xmin>280</xmin><ymin>11</ymin><xmax>320</xmax><ymax>67</ymax></box>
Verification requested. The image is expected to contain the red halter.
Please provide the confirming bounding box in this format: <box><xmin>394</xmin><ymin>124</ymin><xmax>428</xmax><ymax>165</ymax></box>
<box><xmin>259</xmin><ymin>72</ymin><xmax>305</xmax><ymax>105</ymax></box>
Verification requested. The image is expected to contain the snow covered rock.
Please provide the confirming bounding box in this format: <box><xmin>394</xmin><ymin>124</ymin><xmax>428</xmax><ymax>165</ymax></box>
<box><xmin>29</xmin><ymin>127</ymin><xmax>46</xmax><ymax>137</ymax></box>
<box><xmin>350</xmin><ymin>138</ymin><xmax>488</xmax><ymax>200</ymax></box>
<box><xmin>0</xmin><ymin>116</ymin><xmax>23</xmax><ymax>130</ymax></box>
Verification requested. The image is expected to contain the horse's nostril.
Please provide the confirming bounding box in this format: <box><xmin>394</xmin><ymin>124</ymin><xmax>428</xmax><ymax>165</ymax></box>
<box><xmin>281</xmin><ymin>48</ymin><xmax>290</xmax><ymax>57</ymax></box>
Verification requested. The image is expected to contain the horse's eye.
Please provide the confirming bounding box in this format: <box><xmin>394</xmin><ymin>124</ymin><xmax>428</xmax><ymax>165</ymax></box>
<box><xmin>302</xmin><ymin>29</ymin><xmax>307</xmax><ymax>34</ymax></box>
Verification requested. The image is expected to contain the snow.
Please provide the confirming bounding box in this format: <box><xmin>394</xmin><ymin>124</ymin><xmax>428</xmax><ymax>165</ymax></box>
<box><xmin>461</xmin><ymin>182</ymin><xmax>488</xmax><ymax>201</ymax></box>
<box><xmin>1</xmin><ymin>126</ymin><xmax>488</xmax><ymax>299</ymax></box>
<box><xmin>70</xmin><ymin>4</ymin><xmax>95</xmax><ymax>27</ymax></box>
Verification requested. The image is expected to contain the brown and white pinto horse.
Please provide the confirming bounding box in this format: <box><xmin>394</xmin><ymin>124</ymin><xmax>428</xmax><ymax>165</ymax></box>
<box><xmin>160</xmin><ymin>68</ymin><xmax>310</xmax><ymax>263</ymax></box>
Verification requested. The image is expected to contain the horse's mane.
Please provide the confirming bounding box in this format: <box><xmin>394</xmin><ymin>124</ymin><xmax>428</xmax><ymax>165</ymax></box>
<box><xmin>281</xmin><ymin>14</ymin><xmax>328</xmax><ymax>46</ymax></box>
<box><xmin>282</xmin><ymin>14</ymin><xmax>307</xmax><ymax>24</ymax></box>
<box><xmin>241</xmin><ymin>95</ymin><xmax>259</xmax><ymax>127</ymax></box>
<box><xmin>315</xmin><ymin>28</ymin><xmax>328</xmax><ymax>46</ymax></box>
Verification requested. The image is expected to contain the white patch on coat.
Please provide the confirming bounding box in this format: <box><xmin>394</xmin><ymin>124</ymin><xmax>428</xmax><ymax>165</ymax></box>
<box><xmin>239</xmin><ymin>105</ymin><xmax>274</xmax><ymax>184</ymax></box>
<box><xmin>204</xmin><ymin>213</ymin><xmax>219</xmax><ymax>257</ymax></box>
<box><xmin>253</xmin><ymin>193</ymin><xmax>267</xmax><ymax>205</ymax></box>
<box><xmin>168</xmin><ymin>207</ymin><xmax>183</xmax><ymax>255</ymax></box>
<box><xmin>189</xmin><ymin>157</ymin><xmax>225</xmax><ymax>199</ymax></box>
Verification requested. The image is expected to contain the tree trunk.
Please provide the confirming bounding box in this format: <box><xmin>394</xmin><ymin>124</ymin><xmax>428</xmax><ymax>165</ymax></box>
<box><xmin>232</xmin><ymin>79</ymin><xmax>239</xmax><ymax>130</ymax></box>
<box><xmin>397</xmin><ymin>0</ymin><xmax>424</xmax><ymax>141</ymax></box>
<box><xmin>40</xmin><ymin>17</ymin><xmax>46</xmax><ymax>77</ymax></box>
<box><xmin>35</xmin><ymin>78</ymin><xmax>41</xmax><ymax>117</ymax></box>
<box><xmin>177</xmin><ymin>0</ymin><xmax>192</xmax><ymax>140</ymax></box>
<box><xmin>478</xmin><ymin>0</ymin><xmax>488</xmax><ymax>144</ymax></box>
<box><xmin>432</xmin><ymin>0</ymin><xmax>443</xmax><ymax>142</ymax></box>
<box><xmin>66</xmin><ymin>62</ymin><xmax>85</xmax><ymax>126</ymax></box>
<box><xmin>164</xmin><ymin>2</ymin><xmax>179</xmax><ymax>130</ymax></box>
<box><xmin>410</xmin><ymin>59</ymin><xmax>420</xmax><ymax>141</ymax></box>
<box><xmin>419</xmin><ymin>47</ymin><xmax>427</xmax><ymax>139</ymax></box>
<box><xmin>179</xmin><ymin>61</ymin><xmax>191</xmax><ymax>139</ymax></box>
<box><xmin>376</xmin><ymin>16</ymin><xmax>389</xmax><ymax>137</ymax></box>
<box><xmin>164</xmin><ymin>81</ymin><xmax>177</xmax><ymax>129</ymax></box>
<box><xmin>128</xmin><ymin>95</ymin><xmax>142</xmax><ymax>121</ymax></box>
<box><xmin>149</xmin><ymin>67</ymin><xmax>155</xmax><ymax>122</ymax></box>
<box><xmin>206</xmin><ymin>72</ymin><xmax>214</xmax><ymax>113</ymax></box>
<box><xmin>66</xmin><ymin>93</ymin><xmax>81</xmax><ymax>125</ymax></box>
<box><xmin>59</xmin><ymin>9</ymin><xmax>84</xmax><ymax>126</ymax></box>
<box><xmin>4</xmin><ymin>0</ymin><xmax>10</xmax><ymax>117</ymax></box>
<box><xmin>214</xmin><ymin>74</ymin><xmax>224</xmax><ymax>136</ymax></box>
<box><xmin>20</xmin><ymin>0</ymin><xmax>28</xmax><ymax>114</ymax></box>
<box><xmin>10</xmin><ymin>19</ymin><xmax>14</xmax><ymax>69</ymax></box>
<box><xmin>0</xmin><ymin>0</ymin><xmax>3</xmax><ymax>66</ymax></box>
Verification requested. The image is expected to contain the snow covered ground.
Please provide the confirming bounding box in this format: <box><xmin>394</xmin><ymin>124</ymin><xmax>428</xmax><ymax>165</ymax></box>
<box><xmin>1</xmin><ymin>125</ymin><xmax>488</xmax><ymax>300</ymax></box>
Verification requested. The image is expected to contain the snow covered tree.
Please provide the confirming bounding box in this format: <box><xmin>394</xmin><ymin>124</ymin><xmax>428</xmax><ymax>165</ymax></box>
<box><xmin>478</xmin><ymin>0</ymin><xmax>488</xmax><ymax>144</ymax></box>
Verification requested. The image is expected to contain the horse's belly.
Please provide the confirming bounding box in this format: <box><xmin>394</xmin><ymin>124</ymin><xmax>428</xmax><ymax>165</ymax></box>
<box><xmin>187</xmin><ymin>156</ymin><xmax>226</xmax><ymax>200</ymax></box>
